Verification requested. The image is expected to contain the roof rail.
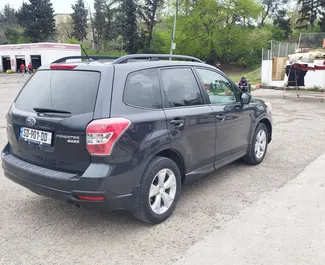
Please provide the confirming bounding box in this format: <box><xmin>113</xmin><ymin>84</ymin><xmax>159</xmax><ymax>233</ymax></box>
<box><xmin>51</xmin><ymin>55</ymin><xmax>119</xmax><ymax>64</ymax></box>
<box><xmin>111</xmin><ymin>54</ymin><xmax>203</xmax><ymax>64</ymax></box>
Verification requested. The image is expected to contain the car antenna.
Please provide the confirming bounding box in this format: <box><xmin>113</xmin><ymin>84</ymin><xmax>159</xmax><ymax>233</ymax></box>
<box><xmin>80</xmin><ymin>45</ymin><xmax>91</xmax><ymax>61</ymax></box>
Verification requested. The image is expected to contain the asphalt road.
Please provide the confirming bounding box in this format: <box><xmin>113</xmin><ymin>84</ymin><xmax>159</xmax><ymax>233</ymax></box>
<box><xmin>1</xmin><ymin>74</ymin><xmax>325</xmax><ymax>265</ymax></box>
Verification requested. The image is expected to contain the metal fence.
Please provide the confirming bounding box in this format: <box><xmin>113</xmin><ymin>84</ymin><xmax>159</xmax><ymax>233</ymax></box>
<box><xmin>262</xmin><ymin>49</ymin><xmax>271</xmax><ymax>60</ymax></box>
<box><xmin>262</xmin><ymin>41</ymin><xmax>298</xmax><ymax>61</ymax></box>
<box><xmin>262</xmin><ymin>34</ymin><xmax>325</xmax><ymax>61</ymax></box>
<box><xmin>270</xmin><ymin>40</ymin><xmax>297</xmax><ymax>58</ymax></box>
<box><xmin>298</xmin><ymin>33</ymin><xmax>325</xmax><ymax>49</ymax></box>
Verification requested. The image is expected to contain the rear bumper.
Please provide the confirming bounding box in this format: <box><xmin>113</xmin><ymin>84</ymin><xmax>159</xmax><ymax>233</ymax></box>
<box><xmin>1</xmin><ymin>146</ymin><xmax>140</xmax><ymax>212</ymax></box>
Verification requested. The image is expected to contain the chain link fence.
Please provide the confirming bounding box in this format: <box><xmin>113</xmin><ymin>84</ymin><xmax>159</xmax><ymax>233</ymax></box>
<box><xmin>262</xmin><ymin>49</ymin><xmax>271</xmax><ymax>60</ymax></box>
<box><xmin>270</xmin><ymin>41</ymin><xmax>297</xmax><ymax>58</ymax></box>
<box><xmin>262</xmin><ymin>41</ymin><xmax>297</xmax><ymax>61</ymax></box>
<box><xmin>298</xmin><ymin>33</ymin><xmax>325</xmax><ymax>49</ymax></box>
<box><xmin>263</xmin><ymin>34</ymin><xmax>325</xmax><ymax>61</ymax></box>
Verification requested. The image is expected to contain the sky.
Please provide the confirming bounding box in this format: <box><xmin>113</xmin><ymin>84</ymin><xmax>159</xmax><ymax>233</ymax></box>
<box><xmin>0</xmin><ymin>0</ymin><xmax>95</xmax><ymax>14</ymax></box>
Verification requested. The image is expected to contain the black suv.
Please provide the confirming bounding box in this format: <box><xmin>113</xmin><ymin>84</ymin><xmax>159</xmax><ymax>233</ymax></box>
<box><xmin>1</xmin><ymin>54</ymin><xmax>272</xmax><ymax>224</ymax></box>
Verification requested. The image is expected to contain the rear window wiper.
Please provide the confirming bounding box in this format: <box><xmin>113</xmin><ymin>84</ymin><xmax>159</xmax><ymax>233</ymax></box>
<box><xmin>33</xmin><ymin>107</ymin><xmax>72</xmax><ymax>114</ymax></box>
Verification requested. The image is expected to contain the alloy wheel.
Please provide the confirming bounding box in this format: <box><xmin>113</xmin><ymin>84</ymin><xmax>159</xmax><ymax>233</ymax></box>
<box><xmin>149</xmin><ymin>168</ymin><xmax>177</xmax><ymax>215</ymax></box>
<box><xmin>255</xmin><ymin>129</ymin><xmax>267</xmax><ymax>159</ymax></box>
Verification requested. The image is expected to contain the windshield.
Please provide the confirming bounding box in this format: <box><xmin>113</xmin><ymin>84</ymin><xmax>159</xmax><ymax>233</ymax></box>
<box><xmin>15</xmin><ymin>70</ymin><xmax>100</xmax><ymax>115</ymax></box>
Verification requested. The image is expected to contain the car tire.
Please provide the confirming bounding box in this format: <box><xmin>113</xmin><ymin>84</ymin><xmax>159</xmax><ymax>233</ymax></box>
<box><xmin>243</xmin><ymin>123</ymin><xmax>269</xmax><ymax>165</ymax></box>
<box><xmin>132</xmin><ymin>156</ymin><xmax>181</xmax><ymax>224</ymax></box>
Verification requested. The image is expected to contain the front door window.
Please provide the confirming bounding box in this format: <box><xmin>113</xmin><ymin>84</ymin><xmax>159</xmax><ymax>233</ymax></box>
<box><xmin>196</xmin><ymin>68</ymin><xmax>237</xmax><ymax>105</ymax></box>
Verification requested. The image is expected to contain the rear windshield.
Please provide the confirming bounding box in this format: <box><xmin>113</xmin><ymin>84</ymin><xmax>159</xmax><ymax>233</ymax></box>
<box><xmin>15</xmin><ymin>70</ymin><xmax>100</xmax><ymax>115</ymax></box>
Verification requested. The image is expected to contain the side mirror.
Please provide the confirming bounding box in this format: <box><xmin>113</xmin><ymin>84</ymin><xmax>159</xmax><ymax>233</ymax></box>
<box><xmin>241</xmin><ymin>92</ymin><xmax>251</xmax><ymax>104</ymax></box>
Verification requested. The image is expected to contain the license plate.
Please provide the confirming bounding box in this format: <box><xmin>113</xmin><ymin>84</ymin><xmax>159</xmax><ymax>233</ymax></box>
<box><xmin>20</xmin><ymin>127</ymin><xmax>52</xmax><ymax>145</ymax></box>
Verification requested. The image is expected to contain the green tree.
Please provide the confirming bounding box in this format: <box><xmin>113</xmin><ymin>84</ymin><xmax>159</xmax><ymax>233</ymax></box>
<box><xmin>0</xmin><ymin>4</ymin><xmax>18</xmax><ymax>26</ymax></box>
<box><xmin>0</xmin><ymin>4</ymin><xmax>23</xmax><ymax>44</ymax></box>
<box><xmin>217</xmin><ymin>0</ymin><xmax>263</xmax><ymax>62</ymax></box>
<box><xmin>103</xmin><ymin>2</ymin><xmax>119</xmax><ymax>41</ymax></box>
<box><xmin>17</xmin><ymin>0</ymin><xmax>56</xmax><ymax>42</ymax></box>
<box><xmin>119</xmin><ymin>0</ymin><xmax>138</xmax><ymax>53</ymax></box>
<box><xmin>319</xmin><ymin>13</ymin><xmax>325</xmax><ymax>31</ymax></box>
<box><xmin>151</xmin><ymin>28</ymin><xmax>170</xmax><ymax>53</ymax></box>
<box><xmin>156</xmin><ymin>0</ymin><xmax>266</xmax><ymax>64</ymax></box>
<box><xmin>93</xmin><ymin>0</ymin><xmax>119</xmax><ymax>49</ymax></box>
<box><xmin>296</xmin><ymin>0</ymin><xmax>325</xmax><ymax>31</ymax></box>
<box><xmin>139</xmin><ymin>0</ymin><xmax>164</xmax><ymax>52</ymax></box>
<box><xmin>259</xmin><ymin>0</ymin><xmax>289</xmax><ymax>26</ymax></box>
<box><xmin>67</xmin><ymin>38</ymin><xmax>90</xmax><ymax>49</ymax></box>
<box><xmin>0</xmin><ymin>28</ymin><xmax>8</xmax><ymax>44</ymax></box>
<box><xmin>94</xmin><ymin>0</ymin><xmax>106</xmax><ymax>43</ymax></box>
<box><xmin>71</xmin><ymin>0</ymin><xmax>88</xmax><ymax>41</ymax></box>
<box><xmin>273</xmin><ymin>9</ymin><xmax>292</xmax><ymax>39</ymax></box>
<box><xmin>56</xmin><ymin>14</ymin><xmax>74</xmax><ymax>42</ymax></box>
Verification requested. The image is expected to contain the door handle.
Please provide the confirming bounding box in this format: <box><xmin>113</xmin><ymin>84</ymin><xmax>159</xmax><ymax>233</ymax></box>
<box><xmin>170</xmin><ymin>119</ymin><xmax>185</xmax><ymax>128</ymax></box>
<box><xmin>216</xmin><ymin>114</ymin><xmax>225</xmax><ymax>121</ymax></box>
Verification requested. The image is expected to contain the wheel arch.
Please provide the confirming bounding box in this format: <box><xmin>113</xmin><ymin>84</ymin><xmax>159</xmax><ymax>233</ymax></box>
<box><xmin>247</xmin><ymin>117</ymin><xmax>272</xmax><ymax>159</ymax></box>
<box><xmin>258</xmin><ymin>118</ymin><xmax>272</xmax><ymax>143</ymax></box>
<box><xmin>155</xmin><ymin>149</ymin><xmax>186</xmax><ymax>183</ymax></box>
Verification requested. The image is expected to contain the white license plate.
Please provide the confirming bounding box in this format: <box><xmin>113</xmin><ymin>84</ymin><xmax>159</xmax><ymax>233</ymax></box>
<box><xmin>20</xmin><ymin>127</ymin><xmax>52</xmax><ymax>145</ymax></box>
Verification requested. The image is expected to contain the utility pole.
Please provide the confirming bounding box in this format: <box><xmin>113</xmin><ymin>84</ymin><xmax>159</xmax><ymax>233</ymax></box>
<box><xmin>169</xmin><ymin>0</ymin><xmax>179</xmax><ymax>58</ymax></box>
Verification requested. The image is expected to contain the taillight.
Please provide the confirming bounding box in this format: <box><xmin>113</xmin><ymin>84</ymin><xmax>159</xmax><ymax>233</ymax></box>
<box><xmin>86</xmin><ymin>118</ymin><xmax>131</xmax><ymax>155</ymax></box>
<box><xmin>50</xmin><ymin>64</ymin><xmax>77</xmax><ymax>70</ymax></box>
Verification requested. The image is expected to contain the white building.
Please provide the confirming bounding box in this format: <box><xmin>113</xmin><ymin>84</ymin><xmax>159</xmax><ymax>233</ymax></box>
<box><xmin>0</xmin><ymin>43</ymin><xmax>81</xmax><ymax>72</ymax></box>
<box><xmin>261</xmin><ymin>59</ymin><xmax>325</xmax><ymax>89</ymax></box>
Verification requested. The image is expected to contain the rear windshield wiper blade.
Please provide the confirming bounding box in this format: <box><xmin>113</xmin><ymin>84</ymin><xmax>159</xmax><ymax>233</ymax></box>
<box><xmin>33</xmin><ymin>107</ymin><xmax>72</xmax><ymax>114</ymax></box>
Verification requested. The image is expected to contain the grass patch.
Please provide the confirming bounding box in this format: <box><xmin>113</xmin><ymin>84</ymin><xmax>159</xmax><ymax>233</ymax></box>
<box><xmin>308</xmin><ymin>86</ymin><xmax>325</xmax><ymax>92</ymax></box>
<box><xmin>227</xmin><ymin>67</ymin><xmax>261</xmax><ymax>85</ymax></box>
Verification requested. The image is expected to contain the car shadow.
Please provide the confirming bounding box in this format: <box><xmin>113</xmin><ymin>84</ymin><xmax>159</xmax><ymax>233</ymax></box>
<box><xmin>19</xmin><ymin>196</ymin><xmax>150</xmax><ymax>230</ymax></box>
<box><xmin>14</xmin><ymin>159</ymin><xmax>249</xmax><ymax>234</ymax></box>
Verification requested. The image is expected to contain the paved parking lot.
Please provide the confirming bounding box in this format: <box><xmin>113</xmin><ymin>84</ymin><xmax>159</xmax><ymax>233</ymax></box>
<box><xmin>1</xmin><ymin>74</ymin><xmax>325</xmax><ymax>265</ymax></box>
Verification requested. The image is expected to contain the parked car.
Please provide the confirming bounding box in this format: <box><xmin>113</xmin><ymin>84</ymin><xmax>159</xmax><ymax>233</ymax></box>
<box><xmin>1</xmin><ymin>54</ymin><xmax>273</xmax><ymax>224</ymax></box>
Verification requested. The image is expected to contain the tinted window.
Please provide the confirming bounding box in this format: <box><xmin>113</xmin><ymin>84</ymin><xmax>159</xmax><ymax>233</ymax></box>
<box><xmin>196</xmin><ymin>68</ymin><xmax>237</xmax><ymax>104</ymax></box>
<box><xmin>161</xmin><ymin>68</ymin><xmax>203</xmax><ymax>107</ymax></box>
<box><xmin>124</xmin><ymin>69</ymin><xmax>162</xmax><ymax>109</ymax></box>
<box><xmin>15</xmin><ymin>70</ymin><xmax>100</xmax><ymax>115</ymax></box>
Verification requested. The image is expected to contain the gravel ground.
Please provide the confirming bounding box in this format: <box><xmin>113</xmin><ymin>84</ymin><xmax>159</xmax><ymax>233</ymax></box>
<box><xmin>175</xmin><ymin>153</ymin><xmax>325</xmax><ymax>265</ymax></box>
<box><xmin>1</xmin><ymin>74</ymin><xmax>325</xmax><ymax>265</ymax></box>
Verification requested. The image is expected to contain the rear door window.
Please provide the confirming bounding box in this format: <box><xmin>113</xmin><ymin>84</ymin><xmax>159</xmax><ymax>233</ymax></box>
<box><xmin>123</xmin><ymin>69</ymin><xmax>162</xmax><ymax>109</ymax></box>
<box><xmin>160</xmin><ymin>68</ymin><xmax>204</xmax><ymax>108</ymax></box>
<box><xmin>15</xmin><ymin>70</ymin><xmax>100</xmax><ymax>115</ymax></box>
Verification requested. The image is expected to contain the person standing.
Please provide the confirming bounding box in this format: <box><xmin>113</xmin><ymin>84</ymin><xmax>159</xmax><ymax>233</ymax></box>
<box><xmin>20</xmin><ymin>63</ymin><xmax>25</xmax><ymax>76</ymax></box>
<box><xmin>28</xmin><ymin>62</ymin><xmax>32</xmax><ymax>74</ymax></box>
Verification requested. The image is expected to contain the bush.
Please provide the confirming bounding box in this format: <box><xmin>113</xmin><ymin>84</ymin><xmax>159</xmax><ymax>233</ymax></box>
<box><xmin>67</xmin><ymin>38</ymin><xmax>90</xmax><ymax>50</ymax></box>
